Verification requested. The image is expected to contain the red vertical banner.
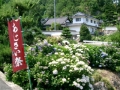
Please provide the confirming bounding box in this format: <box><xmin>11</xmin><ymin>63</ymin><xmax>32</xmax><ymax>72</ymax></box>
<box><xmin>8</xmin><ymin>19</ymin><xmax>27</xmax><ymax>72</ymax></box>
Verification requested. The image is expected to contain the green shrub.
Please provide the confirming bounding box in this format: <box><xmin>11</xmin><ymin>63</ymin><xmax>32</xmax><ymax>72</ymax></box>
<box><xmin>61</xmin><ymin>27</ymin><xmax>72</xmax><ymax>39</ymax></box>
<box><xmin>0</xmin><ymin>44</ymin><xmax>11</xmax><ymax>71</ymax></box>
<box><xmin>116</xmin><ymin>66</ymin><xmax>120</xmax><ymax>72</ymax></box>
<box><xmin>79</xmin><ymin>24</ymin><xmax>91</xmax><ymax>42</ymax></box>
<box><xmin>3</xmin><ymin>64</ymin><xmax>12</xmax><ymax>81</ymax></box>
<box><xmin>85</xmin><ymin>44</ymin><xmax>102</xmax><ymax>67</ymax></box>
<box><xmin>46</xmin><ymin>36</ymin><xmax>63</xmax><ymax>45</ymax></box>
<box><xmin>49</xmin><ymin>23</ymin><xmax>63</xmax><ymax>30</ymax></box>
<box><xmin>86</xmin><ymin>44</ymin><xmax>120</xmax><ymax>71</ymax></box>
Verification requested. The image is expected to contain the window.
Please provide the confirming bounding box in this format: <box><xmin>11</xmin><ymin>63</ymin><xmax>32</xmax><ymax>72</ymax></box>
<box><xmin>91</xmin><ymin>20</ymin><xmax>93</xmax><ymax>23</ymax></box>
<box><xmin>94</xmin><ymin>21</ymin><xmax>96</xmax><ymax>24</ymax></box>
<box><xmin>76</xmin><ymin>18</ymin><xmax>81</xmax><ymax>21</ymax></box>
<box><xmin>92</xmin><ymin>28</ymin><xmax>94</xmax><ymax>32</ymax></box>
<box><xmin>86</xmin><ymin>18</ymin><xmax>88</xmax><ymax>22</ymax></box>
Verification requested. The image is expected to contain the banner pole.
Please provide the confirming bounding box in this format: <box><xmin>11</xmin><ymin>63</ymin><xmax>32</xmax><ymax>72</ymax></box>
<box><xmin>19</xmin><ymin>17</ymin><xmax>32</xmax><ymax>90</ymax></box>
<box><xmin>26</xmin><ymin>57</ymin><xmax>32</xmax><ymax>90</ymax></box>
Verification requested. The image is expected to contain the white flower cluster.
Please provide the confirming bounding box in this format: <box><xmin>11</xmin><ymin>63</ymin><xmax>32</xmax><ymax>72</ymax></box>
<box><xmin>53</xmin><ymin>69</ymin><xmax>58</xmax><ymax>75</ymax></box>
<box><xmin>72</xmin><ymin>43</ymin><xmax>81</xmax><ymax>49</ymax></box>
<box><xmin>73</xmin><ymin>81</ymin><xmax>83</xmax><ymax>89</ymax></box>
<box><xmin>62</xmin><ymin>78</ymin><xmax>66</xmax><ymax>83</ymax></box>
<box><xmin>84</xmin><ymin>65</ymin><xmax>94</xmax><ymax>74</ymax></box>
<box><xmin>49</xmin><ymin>57</ymin><xmax>70</xmax><ymax>67</ymax></box>
<box><xmin>76</xmin><ymin>49</ymin><xmax>84</xmax><ymax>53</ymax></box>
<box><xmin>33</xmin><ymin>41</ymin><xmax>94</xmax><ymax>89</ymax></box>
<box><xmin>73</xmin><ymin>75</ymin><xmax>94</xmax><ymax>90</ymax></box>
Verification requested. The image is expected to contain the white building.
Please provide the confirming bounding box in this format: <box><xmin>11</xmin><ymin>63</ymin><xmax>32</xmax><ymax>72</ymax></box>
<box><xmin>102</xmin><ymin>26</ymin><xmax>117</xmax><ymax>35</ymax></box>
<box><xmin>42</xmin><ymin>30</ymin><xmax>78</xmax><ymax>37</ymax></box>
<box><xmin>68</xmin><ymin>12</ymin><xmax>99</xmax><ymax>34</ymax></box>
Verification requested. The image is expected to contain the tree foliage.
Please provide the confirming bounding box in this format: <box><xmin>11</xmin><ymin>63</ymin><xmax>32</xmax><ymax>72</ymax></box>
<box><xmin>61</xmin><ymin>27</ymin><xmax>72</xmax><ymax>39</ymax></box>
<box><xmin>42</xmin><ymin>0</ymin><xmax>120</xmax><ymax>26</ymax></box>
<box><xmin>48</xmin><ymin>23</ymin><xmax>63</xmax><ymax>30</ymax></box>
<box><xmin>0</xmin><ymin>0</ymin><xmax>44</xmax><ymax>45</ymax></box>
<box><xmin>0</xmin><ymin>0</ymin><xmax>45</xmax><ymax>71</ymax></box>
<box><xmin>79</xmin><ymin>24</ymin><xmax>91</xmax><ymax>42</ymax></box>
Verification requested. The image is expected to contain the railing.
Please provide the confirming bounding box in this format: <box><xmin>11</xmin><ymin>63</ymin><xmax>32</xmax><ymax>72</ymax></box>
<box><xmin>83</xmin><ymin>40</ymin><xmax>111</xmax><ymax>45</ymax></box>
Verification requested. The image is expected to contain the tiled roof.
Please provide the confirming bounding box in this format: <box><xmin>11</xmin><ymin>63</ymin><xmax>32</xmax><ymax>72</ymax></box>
<box><xmin>44</xmin><ymin>17</ymin><xmax>68</xmax><ymax>25</ymax></box>
<box><xmin>73</xmin><ymin>12</ymin><xmax>85</xmax><ymax>16</ymax></box>
<box><xmin>72</xmin><ymin>12</ymin><xmax>97</xmax><ymax>20</ymax></box>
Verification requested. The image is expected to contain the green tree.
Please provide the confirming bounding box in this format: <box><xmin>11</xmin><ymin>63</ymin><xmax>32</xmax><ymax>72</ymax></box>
<box><xmin>61</xmin><ymin>27</ymin><xmax>72</xmax><ymax>39</ymax></box>
<box><xmin>79</xmin><ymin>24</ymin><xmax>91</xmax><ymax>42</ymax></box>
<box><xmin>49</xmin><ymin>23</ymin><xmax>63</xmax><ymax>30</ymax></box>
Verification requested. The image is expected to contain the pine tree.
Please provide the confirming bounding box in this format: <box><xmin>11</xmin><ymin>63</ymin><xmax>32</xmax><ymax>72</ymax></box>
<box><xmin>61</xmin><ymin>27</ymin><xmax>72</xmax><ymax>39</ymax></box>
<box><xmin>79</xmin><ymin>24</ymin><xmax>91</xmax><ymax>42</ymax></box>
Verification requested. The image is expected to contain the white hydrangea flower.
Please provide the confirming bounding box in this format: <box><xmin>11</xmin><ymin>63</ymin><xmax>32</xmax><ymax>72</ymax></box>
<box><xmin>76</xmin><ymin>78</ymin><xmax>81</xmax><ymax>82</ymax></box>
<box><xmin>77</xmin><ymin>61</ymin><xmax>85</xmax><ymax>65</ymax></box>
<box><xmin>89</xmin><ymin>83</ymin><xmax>93</xmax><ymax>89</ymax></box>
<box><xmin>99</xmin><ymin>65</ymin><xmax>102</xmax><ymax>67</ymax></box>
<box><xmin>38</xmin><ymin>78</ymin><xmax>42</xmax><ymax>83</ymax></box>
<box><xmin>61</xmin><ymin>61</ymin><xmax>66</xmax><ymax>64</ymax></box>
<box><xmin>49</xmin><ymin>61</ymin><xmax>58</xmax><ymax>65</ymax></box>
<box><xmin>87</xmin><ymin>66</ymin><xmax>91</xmax><ymax>70</ymax></box>
<box><xmin>37</xmin><ymin>62</ymin><xmax>40</xmax><ymax>65</ymax></box>
<box><xmin>70</xmin><ymin>51</ymin><xmax>73</xmax><ymax>54</ymax></box>
<box><xmin>73</xmin><ymin>81</ymin><xmax>83</xmax><ymax>89</ymax></box>
<box><xmin>43</xmin><ymin>39</ymin><xmax>48</xmax><ymax>45</ymax></box>
<box><xmin>64</xmin><ymin>45</ymin><xmax>70</xmax><ymax>49</ymax></box>
<box><xmin>55</xmin><ymin>52</ymin><xmax>58</xmax><ymax>55</ymax></box>
<box><xmin>84</xmin><ymin>64</ymin><xmax>88</xmax><ymax>68</ymax></box>
<box><xmin>79</xmin><ymin>68</ymin><xmax>84</xmax><ymax>71</ymax></box>
<box><xmin>62</xmin><ymin>66</ymin><xmax>67</xmax><ymax>70</ymax></box>
<box><xmin>57</xmin><ymin>58</ymin><xmax>63</xmax><ymax>62</ymax></box>
<box><xmin>86</xmin><ymin>76</ymin><xmax>90</xmax><ymax>82</ymax></box>
<box><xmin>53</xmin><ymin>69</ymin><xmax>58</xmax><ymax>75</ymax></box>
<box><xmin>79</xmin><ymin>85</ymin><xmax>83</xmax><ymax>89</ymax></box>
<box><xmin>41</xmin><ymin>71</ymin><xmax>45</xmax><ymax>74</ymax></box>
<box><xmin>73</xmin><ymin>81</ymin><xmax>78</xmax><ymax>86</ymax></box>
<box><xmin>72</xmin><ymin>55</ymin><xmax>76</xmax><ymax>58</ymax></box>
<box><xmin>75</xmin><ymin>53</ymin><xmax>82</xmax><ymax>57</ymax></box>
<box><xmin>60</xmin><ymin>53</ymin><xmax>64</xmax><ymax>56</ymax></box>
<box><xmin>69</xmin><ymin>70</ymin><xmax>73</xmax><ymax>73</ymax></box>
<box><xmin>66</xmin><ymin>64</ymin><xmax>70</xmax><ymax>67</ymax></box>
<box><xmin>74</xmin><ymin>67</ymin><xmax>79</xmax><ymax>71</ymax></box>
<box><xmin>62</xmin><ymin>78</ymin><xmax>66</xmax><ymax>83</ymax></box>
<box><xmin>43</xmin><ymin>66</ymin><xmax>48</xmax><ymax>70</ymax></box>
<box><xmin>80</xmin><ymin>78</ymin><xmax>87</xmax><ymax>83</ymax></box>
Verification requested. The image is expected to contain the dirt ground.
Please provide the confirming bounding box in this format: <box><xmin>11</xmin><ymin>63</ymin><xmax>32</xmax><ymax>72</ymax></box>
<box><xmin>96</xmin><ymin>69</ymin><xmax>120</xmax><ymax>90</ymax></box>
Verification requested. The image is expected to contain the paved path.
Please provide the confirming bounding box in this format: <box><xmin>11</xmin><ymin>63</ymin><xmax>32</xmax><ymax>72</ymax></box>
<box><xmin>0</xmin><ymin>71</ymin><xmax>23</xmax><ymax>90</ymax></box>
<box><xmin>0</xmin><ymin>78</ymin><xmax>12</xmax><ymax>90</ymax></box>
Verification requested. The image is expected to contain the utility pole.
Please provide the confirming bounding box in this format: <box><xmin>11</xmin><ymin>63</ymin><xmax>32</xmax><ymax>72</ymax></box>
<box><xmin>54</xmin><ymin>0</ymin><xmax>56</xmax><ymax>30</ymax></box>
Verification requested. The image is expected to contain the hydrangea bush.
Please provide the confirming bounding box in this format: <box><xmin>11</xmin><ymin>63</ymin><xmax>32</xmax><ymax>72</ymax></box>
<box><xmin>85</xmin><ymin>44</ymin><xmax>120</xmax><ymax>71</ymax></box>
<box><xmin>32</xmin><ymin>55</ymin><xmax>94</xmax><ymax>90</ymax></box>
<box><xmin>31</xmin><ymin>40</ymin><xmax>94</xmax><ymax>90</ymax></box>
<box><xmin>4</xmin><ymin>39</ymin><xmax>94</xmax><ymax>90</ymax></box>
